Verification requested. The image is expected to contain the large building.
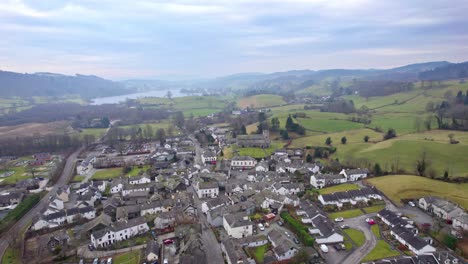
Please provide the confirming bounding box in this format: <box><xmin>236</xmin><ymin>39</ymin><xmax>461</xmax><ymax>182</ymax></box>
<box><xmin>236</xmin><ymin>130</ymin><xmax>270</xmax><ymax>148</ymax></box>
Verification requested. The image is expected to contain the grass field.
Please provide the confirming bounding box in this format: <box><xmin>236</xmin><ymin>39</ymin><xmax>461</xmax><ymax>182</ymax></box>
<box><xmin>238</xmin><ymin>94</ymin><xmax>285</xmax><ymax>109</ymax></box>
<box><xmin>363</xmin><ymin>205</ymin><xmax>386</xmax><ymax>214</ymax></box>
<box><xmin>344</xmin><ymin>229</ymin><xmax>366</xmax><ymax>247</ymax></box>
<box><xmin>1</xmin><ymin>247</ymin><xmax>21</xmax><ymax>264</ymax></box>
<box><xmin>367</xmin><ymin>175</ymin><xmax>468</xmax><ymax>210</ymax></box>
<box><xmin>329</xmin><ymin>209</ymin><xmax>363</xmax><ymax>219</ymax></box>
<box><xmin>92</xmin><ymin>168</ymin><xmax>123</xmax><ymax>180</ymax></box>
<box><xmin>248</xmin><ymin>244</ymin><xmax>268</xmax><ymax>263</ymax></box>
<box><xmin>113</xmin><ymin>250</ymin><xmax>141</xmax><ymax>264</ymax></box>
<box><xmin>318</xmin><ymin>183</ymin><xmax>360</xmax><ymax>194</ymax></box>
<box><xmin>126</xmin><ymin>165</ymin><xmax>150</xmax><ymax>176</ymax></box>
<box><xmin>361</xmin><ymin>240</ymin><xmax>400</xmax><ymax>262</ymax></box>
<box><xmin>371</xmin><ymin>225</ymin><xmax>381</xmax><ymax>239</ymax></box>
<box><xmin>79</xmin><ymin>128</ymin><xmax>107</xmax><ymax>139</ymax></box>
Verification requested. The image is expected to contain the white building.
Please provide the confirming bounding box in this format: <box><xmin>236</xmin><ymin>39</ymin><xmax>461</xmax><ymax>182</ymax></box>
<box><xmin>268</xmin><ymin>229</ymin><xmax>298</xmax><ymax>261</ymax></box>
<box><xmin>91</xmin><ymin>217</ymin><xmax>149</xmax><ymax>248</ymax></box>
<box><xmin>308</xmin><ymin>215</ymin><xmax>344</xmax><ymax>244</ymax></box>
<box><xmin>128</xmin><ymin>174</ymin><xmax>151</xmax><ymax>185</ymax></box>
<box><xmin>231</xmin><ymin>156</ymin><xmax>257</xmax><ymax>170</ymax></box>
<box><xmin>194</xmin><ymin>181</ymin><xmax>219</xmax><ymax>199</ymax></box>
<box><xmin>223</xmin><ymin>213</ymin><xmax>253</xmax><ymax>239</ymax></box>
<box><xmin>339</xmin><ymin>168</ymin><xmax>369</xmax><ymax>181</ymax></box>
<box><xmin>201</xmin><ymin>151</ymin><xmax>217</xmax><ymax>164</ymax></box>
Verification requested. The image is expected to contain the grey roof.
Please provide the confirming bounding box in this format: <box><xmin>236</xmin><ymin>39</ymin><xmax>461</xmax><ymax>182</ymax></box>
<box><xmin>232</xmin><ymin>156</ymin><xmax>256</xmax><ymax>162</ymax></box>
<box><xmin>311</xmin><ymin>215</ymin><xmax>336</xmax><ymax>238</ymax></box>
<box><xmin>268</xmin><ymin>229</ymin><xmax>296</xmax><ymax>256</ymax></box>
<box><xmin>145</xmin><ymin>240</ymin><xmax>159</xmax><ymax>256</ymax></box>
<box><xmin>224</xmin><ymin>212</ymin><xmax>252</xmax><ymax>228</ymax></box>
<box><xmin>391</xmin><ymin>226</ymin><xmax>430</xmax><ymax>250</ymax></box>
<box><xmin>221</xmin><ymin>239</ymin><xmax>250</xmax><ymax>264</ymax></box>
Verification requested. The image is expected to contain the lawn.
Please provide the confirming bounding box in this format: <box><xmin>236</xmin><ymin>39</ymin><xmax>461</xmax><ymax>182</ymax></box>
<box><xmin>318</xmin><ymin>183</ymin><xmax>360</xmax><ymax>195</ymax></box>
<box><xmin>363</xmin><ymin>205</ymin><xmax>386</xmax><ymax>214</ymax></box>
<box><xmin>238</xmin><ymin>94</ymin><xmax>285</xmax><ymax>109</ymax></box>
<box><xmin>371</xmin><ymin>225</ymin><xmax>381</xmax><ymax>239</ymax></box>
<box><xmin>71</xmin><ymin>175</ymin><xmax>86</xmax><ymax>183</ymax></box>
<box><xmin>248</xmin><ymin>244</ymin><xmax>268</xmax><ymax>263</ymax></box>
<box><xmin>367</xmin><ymin>175</ymin><xmax>468</xmax><ymax>210</ymax></box>
<box><xmin>361</xmin><ymin>240</ymin><xmax>400</xmax><ymax>262</ymax></box>
<box><xmin>236</xmin><ymin>142</ymin><xmax>282</xmax><ymax>159</ymax></box>
<box><xmin>113</xmin><ymin>250</ymin><xmax>141</xmax><ymax>264</ymax></box>
<box><xmin>344</xmin><ymin>228</ymin><xmax>366</xmax><ymax>247</ymax></box>
<box><xmin>79</xmin><ymin>128</ymin><xmax>107</xmax><ymax>139</ymax></box>
<box><xmin>126</xmin><ymin>165</ymin><xmax>150</xmax><ymax>176</ymax></box>
<box><xmin>91</xmin><ymin>168</ymin><xmax>123</xmax><ymax>180</ymax></box>
<box><xmin>329</xmin><ymin>209</ymin><xmax>363</xmax><ymax>219</ymax></box>
<box><xmin>1</xmin><ymin>247</ymin><xmax>21</xmax><ymax>264</ymax></box>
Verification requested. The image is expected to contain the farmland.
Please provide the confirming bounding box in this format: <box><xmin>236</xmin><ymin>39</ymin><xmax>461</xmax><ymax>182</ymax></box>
<box><xmin>367</xmin><ymin>175</ymin><xmax>468</xmax><ymax>210</ymax></box>
<box><xmin>238</xmin><ymin>94</ymin><xmax>285</xmax><ymax>109</ymax></box>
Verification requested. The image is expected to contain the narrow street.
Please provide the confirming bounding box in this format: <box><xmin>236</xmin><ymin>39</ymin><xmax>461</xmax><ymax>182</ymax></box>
<box><xmin>338</xmin><ymin>214</ymin><xmax>378</xmax><ymax>264</ymax></box>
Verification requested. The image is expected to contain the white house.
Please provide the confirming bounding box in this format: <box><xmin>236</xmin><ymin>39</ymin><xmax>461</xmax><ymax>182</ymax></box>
<box><xmin>310</xmin><ymin>174</ymin><xmax>347</xmax><ymax>189</ymax></box>
<box><xmin>453</xmin><ymin>213</ymin><xmax>468</xmax><ymax>231</ymax></box>
<box><xmin>201</xmin><ymin>151</ymin><xmax>217</xmax><ymax>164</ymax></box>
<box><xmin>308</xmin><ymin>215</ymin><xmax>343</xmax><ymax>244</ymax></box>
<box><xmin>128</xmin><ymin>174</ymin><xmax>151</xmax><ymax>185</ymax></box>
<box><xmin>272</xmin><ymin>183</ymin><xmax>304</xmax><ymax>196</ymax></box>
<box><xmin>122</xmin><ymin>183</ymin><xmax>152</xmax><ymax>196</ymax></box>
<box><xmin>339</xmin><ymin>168</ymin><xmax>369</xmax><ymax>181</ymax></box>
<box><xmin>223</xmin><ymin>212</ymin><xmax>253</xmax><ymax>239</ymax></box>
<box><xmin>418</xmin><ymin>196</ymin><xmax>464</xmax><ymax>221</ymax></box>
<box><xmin>231</xmin><ymin>156</ymin><xmax>257</xmax><ymax>170</ymax></box>
<box><xmin>91</xmin><ymin>217</ymin><xmax>149</xmax><ymax>248</ymax></box>
<box><xmin>110</xmin><ymin>178</ymin><xmax>125</xmax><ymax>194</ymax></box>
<box><xmin>194</xmin><ymin>180</ymin><xmax>219</xmax><ymax>199</ymax></box>
<box><xmin>391</xmin><ymin>226</ymin><xmax>436</xmax><ymax>255</ymax></box>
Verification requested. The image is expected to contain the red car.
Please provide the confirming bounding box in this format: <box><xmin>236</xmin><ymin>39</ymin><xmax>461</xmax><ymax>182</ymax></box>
<box><xmin>366</xmin><ymin>218</ymin><xmax>376</xmax><ymax>225</ymax></box>
<box><xmin>163</xmin><ymin>239</ymin><xmax>175</xmax><ymax>245</ymax></box>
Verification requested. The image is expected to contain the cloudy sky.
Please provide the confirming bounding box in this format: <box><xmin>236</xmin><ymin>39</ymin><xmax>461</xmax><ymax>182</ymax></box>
<box><xmin>1</xmin><ymin>0</ymin><xmax>468</xmax><ymax>80</ymax></box>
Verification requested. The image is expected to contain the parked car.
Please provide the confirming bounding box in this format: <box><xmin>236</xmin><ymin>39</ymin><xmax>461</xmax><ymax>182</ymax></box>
<box><xmin>366</xmin><ymin>218</ymin><xmax>376</xmax><ymax>225</ymax></box>
<box><xmin>293</xmin><ymin>237</ymin><xmax>300</xmax><ymax>244</ymax></box>
<box><xmin>339</xmin><ymin>243</ymin><xmax>346</xmax><ymax>250</ymax></box>
<box><xmin>163</xmin><ymin>239</ymin><xmax>175</xmax><ymax>245</ymax></box>
<box><xmin>284</xmin><ymin>232</ymin><xmax>291</xmax><ymax>237</ymax></box>
<box><xmin>107</xmin><ymin>258</ymin><xmax>112</xmax><ymax>264</ymax></box>
<box><xmin>340</xmin><ymin>224</ymin><xmax>349</xmax><ymax>229</ymax></box>
<box><xmin>163</xmin><ymin>259</ymin><xmax>169</xmax><ymax>264</ymax></box>
<box><xmin>333</xmin><ymin>244</ymin><xmax>341</xmax><ymax>251</ymax></box>
<box><xmin>258</xmin><ymin>223</ymin><xmax>265</xmax><ymax>231</ymax></box>
<box><xmin>277</xmin><ymin>220</ymin><xmax>284</xmax><ymax>226</ymax></box>
<box><xmin>93</xmin><ymin>259</ymin><xmax>99</xmax><ymax>264</ymax></box>
<box><xmin>88</xmin><ymin>244</ymin><xmax>95</xmax><ymax>251</ymax></box>
<box><xmin>79</xmin><ymin>259</ymin><xmax>84</xmax><ymax>264</ymax></box>
<box><xmin>100</xmin><ymin>260</ymin><xmax>106</xmax><ymax>264</ymax></box>
<box><xmin>334</xmin><ymin>217</ymin><xmax>344</xmax><ymax>222</ymax></box>
<box><xmin>408</xmin><ymin>201</ymin><xmax>415</xmax><ymax>207</ymax></box>
<box><xmin>320</xmin><ymin>244</ymin><xmax>329</xmax><ymax>253</ymax></box>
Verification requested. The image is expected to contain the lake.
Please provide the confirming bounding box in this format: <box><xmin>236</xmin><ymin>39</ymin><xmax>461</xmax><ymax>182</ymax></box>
<box><xmin>91</xmin><ymin>89</ymin><xmax>199</xmax><ymax>105</ymax></box>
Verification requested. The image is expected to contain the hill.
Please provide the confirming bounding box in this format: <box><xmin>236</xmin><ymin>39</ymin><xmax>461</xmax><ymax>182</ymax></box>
<box><xmin>0</xmin><ymin>70</ymin><xmax>129</xmax><ymax>98</ymax></box>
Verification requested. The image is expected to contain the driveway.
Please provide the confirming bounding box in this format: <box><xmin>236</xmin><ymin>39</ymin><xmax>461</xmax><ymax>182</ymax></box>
<box><xmin>338</xmin><ymin>214</ymin><xmax>378</xmax><ymax>264</ymax></box>
<box><xmin>385</xmin><ymin>199</ymin><xmax>434</xmax><ymax>226</ymax></box>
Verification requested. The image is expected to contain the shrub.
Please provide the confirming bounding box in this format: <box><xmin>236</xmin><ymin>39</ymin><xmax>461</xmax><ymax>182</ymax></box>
<box><xmin>280</xmin><ymin>212</ymin><xmax>315</xmax><ymax>246</ymax></box>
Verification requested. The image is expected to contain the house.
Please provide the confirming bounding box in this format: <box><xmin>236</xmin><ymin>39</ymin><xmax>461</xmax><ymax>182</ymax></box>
<box><xmin>272</xmin><ymin>182</ymin><xmax>304</xmax><ymax>195</ymax></box>
<box><xmin>318</xmin><ymin>187</ymin><xmax>382</xmax><ymax>207</ymax></box>
<box><xmin>145</xmin><ymin>240</ymin><xmax>160</xmax><ymax>263</ymax></box>
<box><xmin>310</xmin><ymin>173</ymin><xmax>347</xmax><ymax>189</ymax></box>
<box><xmin>121</xmin><ymin>183</ymin><xmax>152</xmax><ymax>196</ymax></box>
<box><xmin>268</xmin><ymin>229</ymin><xmax>298</xmax><ymax>261</ymax></box>
<box><xmin>390</xmin><ymin>226</ymin><xmax>436</xmax><ymax>255</ymax></box>
<box><xmin>0</xmin><ymin>192</ymin><xmax>24</xmax><ymax>208</ymax></box>
<box><xmin>90</xmin><ymin>216</ymin><xmax>149</xmax><ymax>248</ymax></box>
<box><xmin>377</xmin><ymin>209</ymin><xmax>416</xmax><ymax>230</ymax></box>
<box><xmin>453</xmin><ymin>213</ymin><xmax>468</xmax><ymax>231</ymax></box>
<box><xmin>308</xmin><ymin>215</ymin><xmax>343</xmax><ymax>244</ymax></box>
<box><xmin>201</xmin><ymin>196</ymin><xmax>229</xmax><ymax>213</ymax></box>
<box><xmin>223</xmin><ymin>212</ymin><xmax>253</xmax><ymax>238</ymax></box>
<box><xmin>221</xmin><ymin>239</ymin><xmax>253</xmax><ymax>264</ymax></box>
<box><xmin>236</xmin><ymin>130</ymin><xmax>270</xmax><ymax>148</ymax></box>
<box><xmin>194</xmin><ymin>180</ymin><xmax>219</xmax><ymax>199</ymax></box>
<box><xmin>339</xmin><ymin>168</ymin><xmax>369</xmax><ymax>181</ymax></box>
<box><xmin>128</xmin><ymin>174</ymin><xmax>151</xmax><ymax>185</ymax></box>
<box><xmin>418</xmin><ymin>196</ymin><xmax>464</xmax><ymax>220</ymax></box>
<box><xmin>110</xmin><ymin>178</ymin><xmax>125</xmax><ymax>193</ymax></box>
<box><xmin>201</xmin><ymin>151</ymin><xmax>217</xmax><ymax>164</ymax></box>
<box><xmin>154</xmin><ymin>211</ymin><xmax>176</xmax><ymax>229</ymax></box>
<box><xmin>362</xmin><ymin>251</ymin><xmax>463</xmax><ymax>264</ymax></box>
<box><xmin>231</xmin><ymin>156</ymin><xmax>257</xmax><ymax>170</ymax></box>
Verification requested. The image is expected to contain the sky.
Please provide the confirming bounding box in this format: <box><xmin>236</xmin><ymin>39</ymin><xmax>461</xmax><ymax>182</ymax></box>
<box><xmin>1</xmin><ymin>0</ymin><xmax>468</xmax><ymax>80</ymax></box>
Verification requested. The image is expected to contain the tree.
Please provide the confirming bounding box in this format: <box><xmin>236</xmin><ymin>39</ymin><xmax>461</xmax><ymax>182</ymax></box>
<box><xmin>448</xmin><ymin>133</ymin><xmax>456</xmax><ymax>144</ymax></box>
<box><xmin>155</xmin><ymin>128</ymin><xmax>166</xmax><ymax>145</ymax></box>
<box><xmin>270</xmin><ymin>117</ymin><xmax>280</xmax><ymax>131</ymax></box>
<box><xmin>306</xmin><ymin>154</ymin><xmax>313</xmax><ymax>163</ymax></box>
<box><xmin>364</xmin><ymin>135</ymin><xmax>370</xmax><ymax>142</ymax></box>
<box><xmin>174</xmin><ymin>112</ymin><xmax>185</xmax><ymax>128</ymax></box>
<box><xmin>258</xmin><ymin>112</ymin><xmax>267</xmax><ymax>122</ymax></box>
<box><xmin>167</xmin><ymin>125</ymin><xmax>175</xmax><ymax>137</ymax></box>
<box><xmin>325</xmin><ymin>137</ymin><xmax>332</xmax><ymax>145</ymax></box>
<box><xmin>166</xmin><ymin>90</ymin><xmax>173</xmax><ymax>99</ymax></box>
<box><xmin>219</xmin><ymin>150</ymin><xmax>224</xmax><ymax>157</ymax></box>
<box><xmin>240</xmin><ymin>125</ymin><xmax>247</xmax><ymax>135</ymax></box>
<box><xmin>280</xmin><ymin>130</ymin><xmax>289</xmax><ymax>140</ymax></box>
<box><xmin>443</xmin><ymin>234</ymin><xmax>458</xmax><ymax>249</ymax></box>
<box><xmin>341</xmin><ymin>136</ymin><xmax>347</xmax><ymax>144</ymax></box>
<box><xmin>144</xmin><ymin>124</ymin><xmax>153</xmax><ymax>139</ymax></box>
<box><xmin>444</xmin><ymin>170</ymin><xmax>449</xmax><ymax>180</ymax></box>
<box><xmin>383</xmin><ymin>128</ymin><xmax>397</xmax><ymax>140</ymax></box>
<box><xmin>416</xmin><ymin>151</ymin><xmax>427</xmax><ymax>176</ymax></box>
<box><xmin>373</xmin><ymin>163</ymin><xmax>383</xmax><ymax>176</ymax></box>
<box><xmin>101</xmin><ymin>117</ymin><xmax>110</xmax><ymax>128</ymax></box>
<box><xmin>256</xmin><ymin>121</ymin><xmax>269</xmax><ymax>134</ymax></box>
<box><xmin>286</xmin><ymin>115</ymin><xmax>294</xmax><ymax>130</ymax></box>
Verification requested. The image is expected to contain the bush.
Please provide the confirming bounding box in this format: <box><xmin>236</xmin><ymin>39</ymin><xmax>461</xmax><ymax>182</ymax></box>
<box><xmin>280</xmin><ymin>212</ymin><xmax>315</xmax><ymax>246</ymax></box>
<box><xmin>443</xmin><ymin>234</ymin><xmax>458</xmax><ymax>249</ymax></box>
<box><xmin>0</xmin><ymin>193</ymin><xmax>41</xmax><ymax>233</ymax></box>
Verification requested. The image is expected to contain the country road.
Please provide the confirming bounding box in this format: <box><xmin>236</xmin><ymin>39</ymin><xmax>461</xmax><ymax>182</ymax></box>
<box><xmin>338</xmin><ymin>214</ymin><xmax>378</xmax><ymax>264</ymax></box>
<box><xmin>0</xmin><ymin>146</ymin><xmax>84</xmax><ymax>260</ymax></box>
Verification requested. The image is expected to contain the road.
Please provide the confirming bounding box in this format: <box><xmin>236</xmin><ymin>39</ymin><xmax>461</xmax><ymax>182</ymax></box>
<box><xmin>188</xmin><ymin>134</ymin><xmax>225</xmax><ymax>264</ymax></box>
<box><xmin>0</xmin><ymin>146</ymin><xmax>84</xmax><ymax>260</ymax></box>
<box><xmin>338</xmin><ymin>214</ymin><xmax>378</xmax><ymax>264</ymax></box>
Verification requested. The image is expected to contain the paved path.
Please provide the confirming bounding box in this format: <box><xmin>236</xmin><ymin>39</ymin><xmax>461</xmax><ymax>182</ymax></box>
<box><xmin>77</xmin><ymin>244</ymin><xmax>146</xmax><ymax>259</ymax></box>
<box><xmin>0</xmin><ymin>146</ymin><xmax>84</xmax><ymax>260</ymax></box>
<box><xmin>338</xmin><ymin>214</ymin><xmax>378</xmax><ymax>264</ymax></box>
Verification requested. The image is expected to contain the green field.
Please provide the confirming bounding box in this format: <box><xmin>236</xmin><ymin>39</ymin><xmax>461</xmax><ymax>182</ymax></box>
<box><xmin>318</xmin><ymin>183</ymin><xmax>360</xmax><ymax>194</ymax></box>
<box><xmin>248</xmin><ymin>244</ymin><xmax>268</xmax><ymax>263</ymax></box>
<box><xmin>1</xmin><ymin>247</ymin><xmax>21</xmax><ymax>264</ymax></box>
<box><xmin>113</xmin><ymin>250</ymin><xmax>141</xmax><ymax>264</ymax></box>
<box><xmin>363</xmin><ymin>205</ymin><xmax>386</xmax><ymax>214</ymax></box>
<box><xmin>371</xmin><ymin>225</ymin><xmax>381</xmax><ymax>239</ymax></box>
<box><xmin>138</xmin><ymin>95</ymin><xmax>229</xmax><ymax>117</ymax></box>
<box><xmin>367</xmin><ymin>175</ymin><xmax>468</xmax><ymax>210</ymax></box>
<box><xmin>238</xmin><ymin>94</ymin><xmax>285</xmax><ymax>109</ymax></box>
<box><xmin>79</xmin><ymin>128</ymin><xmax>107</xmax><ymax>139</ymax></box>
<box><xmin>361</xmin><ymin>240</ymin><xmax>400</xmax><ymax>262</ymax></box>
<box><xmin>344</xmin><ymin>229</ymin><xmax>366</xmax><ymax>247</ymax></box>
<box><xmin>91</xmin><ymin>168</ymin><xmax>123</xmax><ymax>180</ymax></box>
<box><xmin>329</xmin><ymin>209</ymin><xmax>363</xmax><ymax>219</ymax></box>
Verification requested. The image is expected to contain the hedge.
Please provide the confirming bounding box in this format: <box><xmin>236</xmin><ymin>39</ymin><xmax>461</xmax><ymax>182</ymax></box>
<box><xmin>280</xmin><ymin>212</ymin><xmax>315</xmax><ymax>246</ymax></box>
<box><xmin>0</xmin><ymin>193</ymin><xmax>42</xmax><ymax>234</ymax></box>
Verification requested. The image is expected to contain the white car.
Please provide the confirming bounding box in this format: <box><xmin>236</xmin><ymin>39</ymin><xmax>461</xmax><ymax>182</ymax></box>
<box><xmin>320</xmin><ymin>244</ymin><xmax>329</xmax><ymax>253</ymax></box>
<box><xmin>258</xmin><ymin>223</ymin><xmax>265</xmax><ymax>231</ymax></box>
<box><xmin>334</xmin><ymin>217</ymin><xmax>344</xmax><ymax>222</ymax></box>
<box><xmin>408</xmin><ymin>201</ymin><xmax>415</xmax><ymax>207</ymax></box>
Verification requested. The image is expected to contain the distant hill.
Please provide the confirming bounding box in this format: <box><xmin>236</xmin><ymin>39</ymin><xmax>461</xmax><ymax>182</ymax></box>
<box><xmin>0</xmin><ymin>71</ymin><xmax>130</xmax><ymax>98</ymax></box>
<box><xmin>419</xmin><ymin>62</ymin><xmax>468</xmax><ymax>81</ymax></box>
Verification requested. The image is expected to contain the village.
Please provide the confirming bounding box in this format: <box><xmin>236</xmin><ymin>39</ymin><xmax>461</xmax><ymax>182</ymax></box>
<box><xmin>0</xmin><ymin>121</ymin><xmax>467</xmax><ymax>264</ymax></box>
